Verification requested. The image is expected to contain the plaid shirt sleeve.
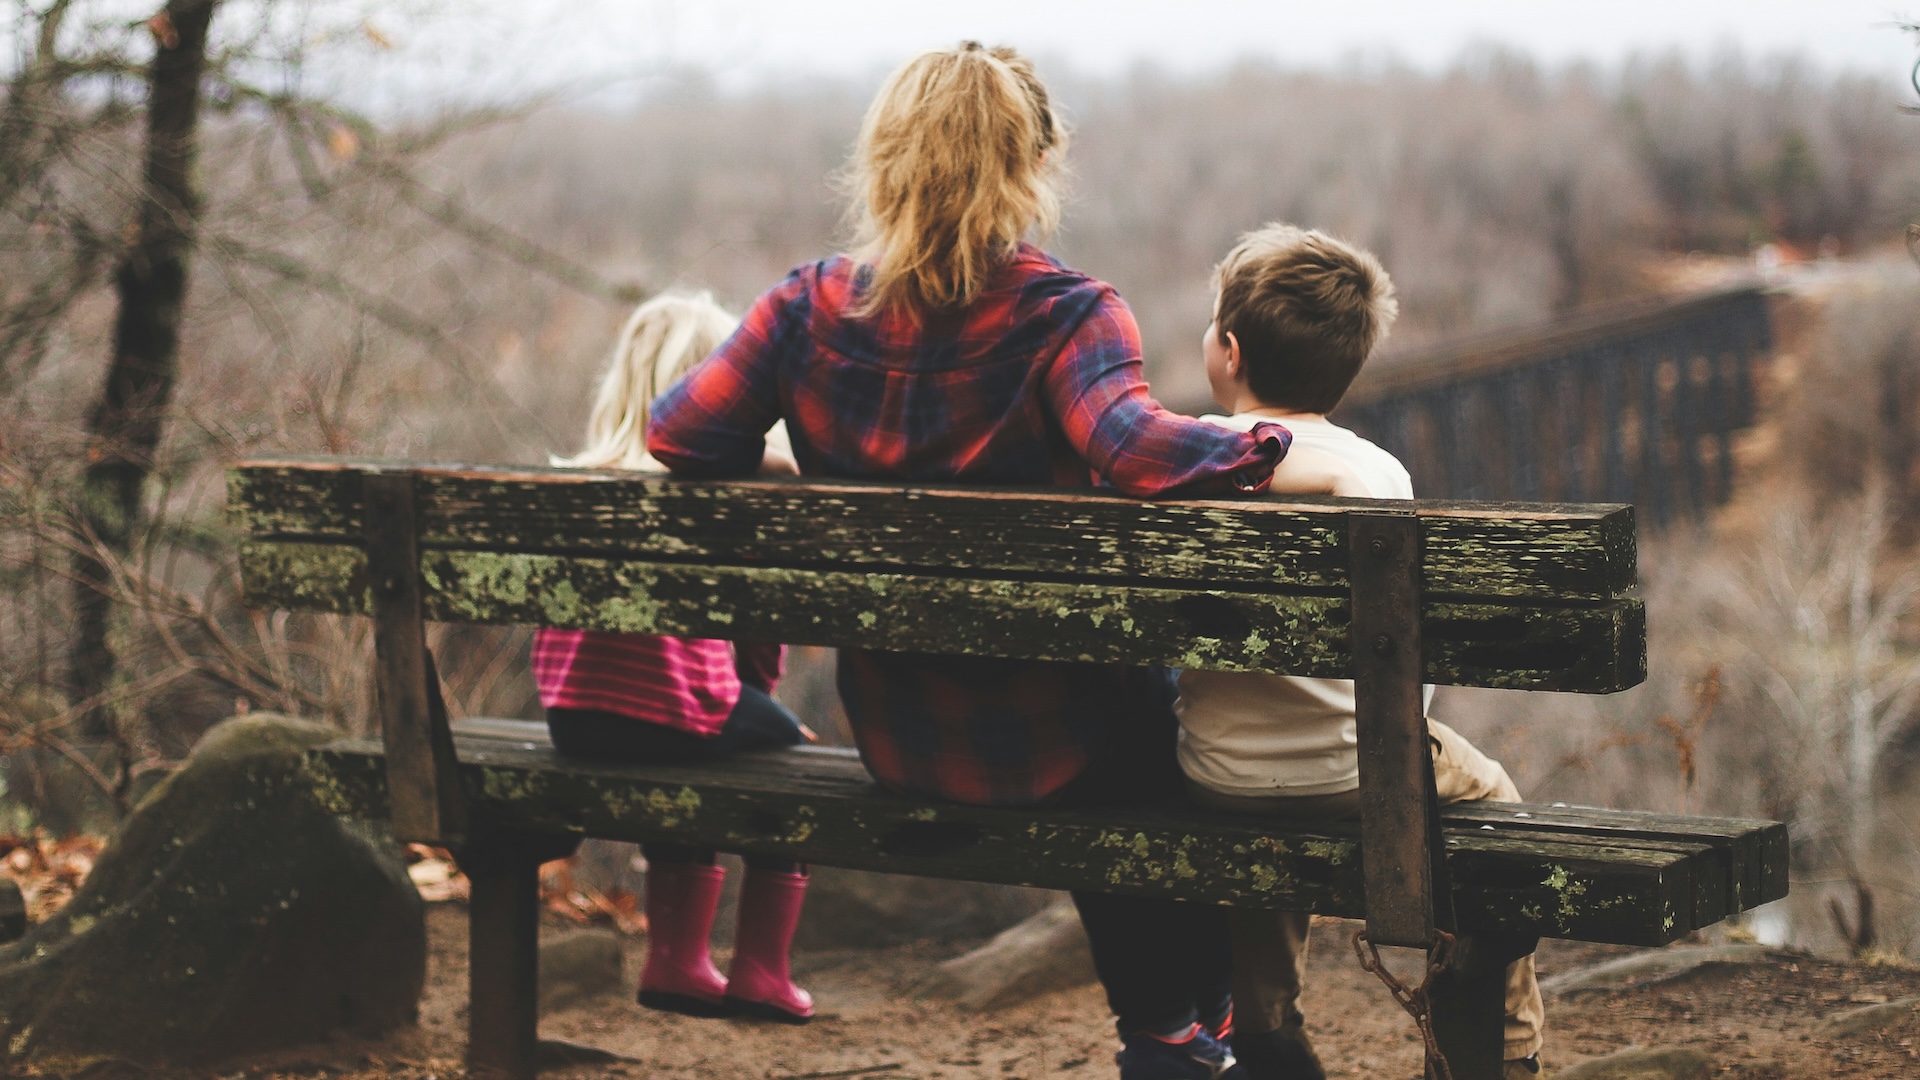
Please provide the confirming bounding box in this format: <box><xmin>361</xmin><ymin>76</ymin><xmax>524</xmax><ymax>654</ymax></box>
<box><xmin>1041</xmin><ymin>289</ymin><xmax>1291</xmax><ymax>497</ymax></box>
<box><xmin>646</xmin><ymin>273</ymin><xmax>807</xmax><ymax>477</ymax></box>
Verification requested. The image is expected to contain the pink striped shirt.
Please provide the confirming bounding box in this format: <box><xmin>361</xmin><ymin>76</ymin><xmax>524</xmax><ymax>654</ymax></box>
<box><xmin>531</xmin><ymin>629</ymin><xmax>784</xmax><ymax>737</ymax></box>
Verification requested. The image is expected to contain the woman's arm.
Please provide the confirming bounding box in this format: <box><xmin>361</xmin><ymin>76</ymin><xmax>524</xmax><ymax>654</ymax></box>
<box><xmin>1041</xmin><ymin>291</ymin><xmax>1289</xmax><ymax>497</ymax></box>
<box><xmin>647</xmin><ymin>274</ymin><xmax>807</xmax><ymax>477</ymax></box>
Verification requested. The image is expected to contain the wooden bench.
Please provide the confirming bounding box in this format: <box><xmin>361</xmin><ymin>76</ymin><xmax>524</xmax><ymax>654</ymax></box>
<box><xmin>229</xmin><ymin>459</ymin><xmax>1787</xmax><ymax>1080</ymax></box>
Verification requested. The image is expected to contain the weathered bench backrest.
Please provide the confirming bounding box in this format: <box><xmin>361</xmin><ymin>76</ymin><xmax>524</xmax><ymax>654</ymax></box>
<box><xmin>232</xmin><ymin>459</ymin><xmax>1645</xmax><ymax>693</ymax></box>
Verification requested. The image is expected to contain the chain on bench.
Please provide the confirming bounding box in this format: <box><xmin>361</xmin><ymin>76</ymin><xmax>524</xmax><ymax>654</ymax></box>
<box><xmin>1352</xmin><ymin>927</ymin><xmax>1458</xmax><ymax>1080</ymax></box>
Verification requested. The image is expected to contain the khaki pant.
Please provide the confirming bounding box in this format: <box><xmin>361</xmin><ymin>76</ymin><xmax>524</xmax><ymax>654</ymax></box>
<box><xmin>1189</xmin><ymin>720</ymin><xmax>1546</xmax><ymax>1061</ymax></box>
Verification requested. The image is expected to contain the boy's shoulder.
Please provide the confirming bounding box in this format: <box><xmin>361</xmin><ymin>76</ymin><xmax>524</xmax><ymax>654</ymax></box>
<box><xmin>1201</xmin><ymin>413</ymin><xmax>1413</xmax><ymax>500</ymax></box>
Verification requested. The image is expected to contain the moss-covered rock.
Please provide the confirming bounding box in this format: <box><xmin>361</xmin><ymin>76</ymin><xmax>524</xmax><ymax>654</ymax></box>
<box><xmin>0</xmin><ymin>715</ymin><xmax>425</xmax><ymax>1070</ymax></box>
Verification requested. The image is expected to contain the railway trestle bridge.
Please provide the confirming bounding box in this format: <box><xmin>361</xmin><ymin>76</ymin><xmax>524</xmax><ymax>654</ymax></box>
<box><xmin>1334</xmin><ymin>285</ymin><xmax>1773</xmax><ymax>529</ymax></box>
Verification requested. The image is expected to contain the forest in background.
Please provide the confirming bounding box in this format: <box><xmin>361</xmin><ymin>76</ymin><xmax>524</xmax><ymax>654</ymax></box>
<box><xmin>3</xmin><ymin>1</ymin><xmax>1920</xmax><ymax>951</ymax></box>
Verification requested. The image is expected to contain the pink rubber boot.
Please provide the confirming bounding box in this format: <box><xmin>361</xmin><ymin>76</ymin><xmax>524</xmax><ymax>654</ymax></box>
<box><xmin>637</xmin><ymin>861</ymin><xmax>729</xmax><ymax>1017</ymax></box>
<box><xmin>724</xmin><ymin>868</ymin><xmax>815</xmax><ymax>1023</ymax></box>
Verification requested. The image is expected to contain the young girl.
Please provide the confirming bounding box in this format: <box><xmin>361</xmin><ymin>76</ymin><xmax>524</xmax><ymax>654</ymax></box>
<box><xmin>535</xmin><ymin>291</ymin><xmax>812</xmax><ymax>1024</ymax></box>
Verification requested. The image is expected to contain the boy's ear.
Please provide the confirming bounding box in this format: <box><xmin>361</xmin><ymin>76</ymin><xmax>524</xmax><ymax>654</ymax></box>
<box><xmin>1224</xmin><ymin>330</ymin><xmax>1243</xmax><ymax>378</ymax></box>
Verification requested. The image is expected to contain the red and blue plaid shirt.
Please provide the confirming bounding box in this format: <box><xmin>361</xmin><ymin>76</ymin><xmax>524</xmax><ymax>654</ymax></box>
<box><xmin>648</xmin><ymin>245</ymin><xmax>1290</xmax><ymax>806</ymax></box>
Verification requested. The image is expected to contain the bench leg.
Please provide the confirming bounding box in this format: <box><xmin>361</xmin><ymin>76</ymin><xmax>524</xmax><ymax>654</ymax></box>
<box><xmin>466</xmin><ymin>847</ymin><xmax>541</xmax><ymax>1080</ymax></box>
<box><xmin>462</xmin><ymin>836</ymin><xmax>580</xmax><ymax>1080</ymax></box>
<box><xmin>1429</xmin><ymin>932</ymin><xmax>1535</xmax><ymax>1080</ymax></box>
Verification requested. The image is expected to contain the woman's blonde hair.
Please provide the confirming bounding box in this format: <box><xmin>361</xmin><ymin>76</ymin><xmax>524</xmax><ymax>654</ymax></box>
<box><xmin>847</xmin><ymin>42</ymin><xmax>1066</xmax><ymax>317</ymax></box>
<box><xmin>552</xmin><ymin>292</ymin><xmax>738</xmax><ymax>470</ymax></box>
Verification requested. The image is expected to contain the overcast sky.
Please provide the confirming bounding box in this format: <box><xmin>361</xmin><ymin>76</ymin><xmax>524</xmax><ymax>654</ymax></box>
<box><xmin>391</xmin><ymin>1</ymin><xmax>1920</xmax><ymax>94</ymax></box>
<box><xmin>625</xmin><ymin>1</ymin><xmax>1914</xmax><ymax>73</ymax></box>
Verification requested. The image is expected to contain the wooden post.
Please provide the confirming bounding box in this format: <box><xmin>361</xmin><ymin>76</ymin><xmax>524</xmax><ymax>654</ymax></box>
<box><xmin>1636</xmin><ymin>354</ymin><xmax>1669</xmax><ymax>529</ymax></box>
<box><xmin>1600</xmin><ymin>346</ymin><xmax>1628</xmax><ymax>505</ymax></box>
<box><xmin>1429</xmin><ymin>931</ymin><xmax>1535</xmax><ymax>1080</ymax></box>
<box><xmin>1501</xmin><ymin>373</ymin><xmax>1537</xmax><ymax>501</ymax></box>
<box><xmin>1348</xmin><ymin>511</ymin><xmax>1446</xmax><ymax>948</ymax></box>
<box><xmin>462</xmin><ymin>833</ymin><xmax>579</xmax><ymax>1080</ymax></box>
<box><xmin>364</xmin><ymin>471</ymin><xmax>467</xmax><ymax>846</ymax></box>
<box><xmin>1710</xmin><ymin>350</ymin><xmax>1735</xmax><ymax>505</ymax></box>
<box><xmin>465</xmin><ymin>844</ymin><xmax>541</xmax><ymax>1080</ymax></box>
<box><xmin>1351</xmin><ymin>510</ymin><xmax>1513</xmax><ymax>1078</ymax></box>
<box><xmin>1673</xmin><ymin>349</ymin><xmax>1706</xmax><ymax>524</ymax></box>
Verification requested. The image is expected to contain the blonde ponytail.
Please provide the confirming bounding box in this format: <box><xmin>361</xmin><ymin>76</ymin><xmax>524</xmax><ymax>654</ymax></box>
<box><xmin>848</xmin><ymin>42</ymin><xmax>1066</xmax><ymax>318</ymax></box>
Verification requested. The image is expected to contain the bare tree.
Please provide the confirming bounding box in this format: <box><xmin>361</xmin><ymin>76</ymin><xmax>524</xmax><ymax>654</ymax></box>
<box><xmin>1705</xmin><ymin>483</ymin><xmax>1920</xmax><ymax>952</ymax></box>
<box><xmin>0</xmin><ymin>0</ymin><xmax>645</xmax><ymax>810</ymax></box>
<box><xmin>71</xmin><ymin>0</ymin><xmax>218</xmax><ymax>758</ymax></box>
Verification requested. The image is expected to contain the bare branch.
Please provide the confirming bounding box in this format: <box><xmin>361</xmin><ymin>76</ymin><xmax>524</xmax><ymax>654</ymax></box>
<box><xmin>202</xmin><ymin>231</ymin><xmax>560</xmax><ymax>446</ymax></box>
<box><xmin>375</xmin><ymin>160</ymin><xmax>648</xmax><ymax>305</ymax></box>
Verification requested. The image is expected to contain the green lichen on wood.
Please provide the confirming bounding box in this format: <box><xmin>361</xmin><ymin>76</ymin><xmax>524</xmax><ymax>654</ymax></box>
<box><xmin>241</xmin><ymin>541</ymin><xmax>1645</xmax><ymax>692</ymax></box>
<box><xmin>228</xmin><ymin>462</ymin><xmax>1637</xmax><ymax>602</ymax></box>
<box><xmin>240</xmin><ymin>541</ymin><xmax>369</xmax><ymax>617</ymax></box>
<box><xmin>295</xmin><ymin>735</ymin><xmax>1763</xmax><ymax>946</ymax></box>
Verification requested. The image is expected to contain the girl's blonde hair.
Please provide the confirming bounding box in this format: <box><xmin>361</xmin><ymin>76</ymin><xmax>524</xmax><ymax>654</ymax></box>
<box><xmin>552</xmin><ymin>292</ymin><xmax>738</xmax><ymax>470</ymax></box>
<box><xmin>847</xmin><ymin>42</ymin><xmax>1066</xmax><ymax>318</ymax></box>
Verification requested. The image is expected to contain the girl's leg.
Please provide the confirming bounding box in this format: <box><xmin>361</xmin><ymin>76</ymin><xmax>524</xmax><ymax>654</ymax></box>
<box><xmin>547</xmin><ymin>706</ymin><xmax>717</xmax><ymax>761</ymax></box>
<box><xmin>703</xmin><ymin>684</ymin><xmax>806</xmax><ymax>756</ymax></box>
<box><xmin>725</xmin><ymin>853</ymin><xmax>814</xmax><ymax>1023</ymax></box>
<box><xmin>637</xmin><ymin>844</ymin><xmax>729</xmax><ymax>1017</ymax></box>
<box><xmin>546</xmin><ymin>702</ymin><xmax>810</xmax><ymax>1019</ymax></box>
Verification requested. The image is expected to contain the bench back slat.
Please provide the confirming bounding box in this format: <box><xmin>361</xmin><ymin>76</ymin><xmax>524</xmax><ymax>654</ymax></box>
<box><xmin>231</xmin><ymin>460</ymin><xmax>1648</xmax><ymax>693</ymax></box>
<box><xmin>232</xmin><ymin>460</ymin><xmax>1637</xmax><ymax>601</ymax></box>
<box><xmin>241</xmin><ymin>541</ymin><xmax>1645</xmax><ymax>691</ymax></box>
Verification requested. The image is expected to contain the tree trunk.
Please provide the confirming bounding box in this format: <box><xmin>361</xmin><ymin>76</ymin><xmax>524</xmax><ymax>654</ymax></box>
<box><xmin>70</xmin><ymin>0</ymin><xmax>218</xmax><ymax>752</ymax></box>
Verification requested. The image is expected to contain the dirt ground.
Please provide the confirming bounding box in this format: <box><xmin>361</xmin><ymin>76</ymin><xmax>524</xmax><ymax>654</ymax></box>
<box><xmin>170</xmin><ymin>904</ymin><xmax>1920</xmax><ymax>1080</ymax></box>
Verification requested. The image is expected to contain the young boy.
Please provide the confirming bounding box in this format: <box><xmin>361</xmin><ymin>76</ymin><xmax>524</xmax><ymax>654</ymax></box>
<box><xmin>1178</xmin><ymin>224</ymin><xmax>1547</xmax><ymax>1080</ymax></box>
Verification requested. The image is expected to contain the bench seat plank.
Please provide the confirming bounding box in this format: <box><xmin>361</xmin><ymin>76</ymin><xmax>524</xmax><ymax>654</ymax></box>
<box><xmin>242</xmin><ymin>541</ymin><xmax>1646</xmax><ymax>692</ymax></box>
<box><xmin>231</xmin><ymin>461</ymin><xmax>1637</xmax><ymax>602</ymax></box>
<box><xmin>300</xmin><ymin>728</ymin><xmax>1779</xmax><ymax>947</ymax></box>
<box><xmin>443</xmin><ymin>726</ymin><xmax>1750</xmax><ymax>934</ymax></box>
<box><xmin>1445</xmin><ymin>803</ymin><xmax>1788</xmax><ymax>914</ymax></box>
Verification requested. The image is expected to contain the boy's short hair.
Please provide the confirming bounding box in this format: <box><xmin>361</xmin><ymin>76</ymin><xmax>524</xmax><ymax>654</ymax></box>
<box><xmin>1212</xmin><ymin>223</ymin><xmax>1399</xmax><ymax>414</ymax></box>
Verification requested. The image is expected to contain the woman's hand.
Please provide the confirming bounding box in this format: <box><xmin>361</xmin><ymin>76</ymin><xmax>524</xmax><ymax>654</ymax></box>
<box><xmin>1267</xmin><ymin>444</ymin><xmax>1369</xmax><ymax>498</ymax></box>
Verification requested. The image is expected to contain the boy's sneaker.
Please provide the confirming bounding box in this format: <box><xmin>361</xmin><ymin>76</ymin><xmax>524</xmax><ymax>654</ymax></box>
<box><xmin>1200</xmin><ymin>1003</ymin><xmax>1233</xmax><ymax>1043</ymax></box>
<box><xmin>1116</xmin><ymin>1024</ymin><xmax>1241</xmax><ymax>1080</ymax></box>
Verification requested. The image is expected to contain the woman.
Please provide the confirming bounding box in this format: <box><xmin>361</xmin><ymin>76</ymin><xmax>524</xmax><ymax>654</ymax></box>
<box><xmin>648</xmin><ymin>42</ymin><xmax>1348</xmax><ymax>1078</ymax></box>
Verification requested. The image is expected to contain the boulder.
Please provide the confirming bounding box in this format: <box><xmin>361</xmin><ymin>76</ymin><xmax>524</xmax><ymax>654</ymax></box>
<box><xmin>794</xmin><ymin>867</ymin><xmax>1057</xmax><ymax>949</ymax></box>
<box><xmin>0</xmin><ymin>715</ymin><xmax>425</xmax><ymax>1069</ymax></box>
<box><xmin>1555</xmin><ymin>1046</ymin><xmax>1713</xmax><ymax>1080</ymax></box>
<box><xmin>916</xmin><ymin>902</ymin><xmax>1097</xmax><ymax>1010</ymax></box>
